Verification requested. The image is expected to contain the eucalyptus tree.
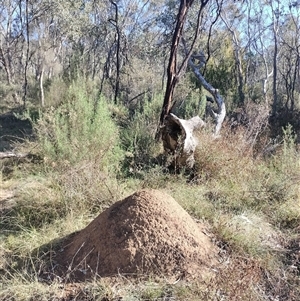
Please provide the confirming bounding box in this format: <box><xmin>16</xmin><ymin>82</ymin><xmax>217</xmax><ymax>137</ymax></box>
<box><xmin>219</xmin><ymin>0</ymin><xmax>247</xmax><ymax>106</ymax></box>
<box><xmin>259</xmin><ymin>0</ymin><xmax>300</xmax><ymax>114</ymax></box>
<box><xmin>0</xmin><ymin>0</ymin><xmax>26</xmax><ymax>103</ymax></box>
<box><xmin>239</xmin><ymin>0</ymin><xmax>275</xmax><ymax>105</ymax></box>
<box><xmin>0</xmin><ymin>0</ymin><xmax>90</xmax><ymax>106</ymax></box>
<box><xmin>157</xmin><ymin>0</ymin><xmax>229</xmax><ymax>168</ymax></box>
<box><xmin>97</xmin><ymin>0</ymin><xmax>166</xmax><ymax>105</ymax></box>
<box><xmin>278</xmin><ymin>2</ymin><xmax>300</xmax><ymax>111</ymax></box>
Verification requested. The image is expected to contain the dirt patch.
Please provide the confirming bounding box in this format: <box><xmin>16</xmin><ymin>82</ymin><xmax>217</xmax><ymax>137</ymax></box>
<box><xmin>55</xmin><ymin>189</ymin><xmax>218</xmax><ymax>282</ymax></box>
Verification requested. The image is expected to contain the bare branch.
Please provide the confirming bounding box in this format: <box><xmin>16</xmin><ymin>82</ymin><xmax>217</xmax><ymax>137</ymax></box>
<box><xmin>0</xmin><ymin>152</ymin><xmax>28</xmax><ymax>159</ymax></box>
<box><xmin>188</xmin><ymin>51</ymin><xmax>226</xmax><ymax>137</ymax></box>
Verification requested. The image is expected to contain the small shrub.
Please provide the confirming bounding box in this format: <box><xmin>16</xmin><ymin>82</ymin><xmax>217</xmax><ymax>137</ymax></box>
<box><xmin>120</xmin><ymin>95</ymin><xmax>162</xmax><ymax>176</ymax></box>
<box><xmin>35</xmin><ymin>82</ymin><xmax>123</xmax><ymax>172</ymax></box>
<box><xmin>18</xmin><ymin>82</ymin><xmax>126</xmax><ymax>216</ymax></box>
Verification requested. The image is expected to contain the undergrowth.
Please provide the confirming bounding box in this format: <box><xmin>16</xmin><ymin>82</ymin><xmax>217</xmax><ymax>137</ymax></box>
<box><xmin>0</xmin><ymin>82</ymin><xmax>299</xmax><ymax>300</ymax></box>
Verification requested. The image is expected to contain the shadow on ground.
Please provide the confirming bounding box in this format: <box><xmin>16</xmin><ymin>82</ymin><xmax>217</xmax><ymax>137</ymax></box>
<box><xmin>0</xmin><ymin>108</ymin><xmax>33</xmax><ymax>152</ymax></box>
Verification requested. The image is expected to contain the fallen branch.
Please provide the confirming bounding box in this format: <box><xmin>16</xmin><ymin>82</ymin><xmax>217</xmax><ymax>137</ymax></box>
<box><xmin>0</xmin><ymin>152</ymin><xmax>29</xmax><ymax>159</ymax></box>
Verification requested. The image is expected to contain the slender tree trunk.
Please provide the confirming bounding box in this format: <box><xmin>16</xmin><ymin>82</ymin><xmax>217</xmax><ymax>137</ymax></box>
<box><xmin>39</xmin><ymin>66</ymin><xmax>45</xmax><ymax>107</ymax></box>
<box><xmin>272</xmin><ymin>33</ymin><xmax>278</xmax><ymax>115</ymax></box>
<box><xmin>271</xmin><ymin>8</ymin><xmax>279</xmax><ymax>116</ymax></box>
<box><xmin>262</xmin><ymin>62</ymin><xmax>273</xmax><ymax>104</ymax></box>
<box><xmin>110</xmin><ymin>0</ymin><xmax>121</xmax><ymax>105</ymax></box>
<box><xmin>23</xmin><ymin>0</ymin><xmax>30</xmax><ymax>108</ymax></box>
<box><xmin>159</xmin><ymin>0</ymin><xmax>195</xmax><ymax>126</ymax></box>
<box><xmin>236</xmin><ymin>48</ymin><xmax>245</xmax><ymax>106</ymax></box>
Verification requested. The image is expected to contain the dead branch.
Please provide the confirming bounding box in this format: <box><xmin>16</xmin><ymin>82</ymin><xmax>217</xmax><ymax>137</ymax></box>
<box><xmin>188</xmin><ymin>51</ymin><xmax>226</xmax><ymax>137</ymax></box>
<box><xmin>162</xmin><ymin>113</ymin><xmax>206</xmax><ymax>168</ymax></box>
<box><xmin>0</xmin><ymin>152</ymin><xmax>29</xmax><ymax>159</ymax></box>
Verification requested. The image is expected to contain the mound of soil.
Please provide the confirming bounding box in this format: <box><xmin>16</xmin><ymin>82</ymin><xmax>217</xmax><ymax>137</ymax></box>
<box><xmin>55</xmin><ymin>189</ymin><xmax>217</xmax><ymax>281</ymax></box>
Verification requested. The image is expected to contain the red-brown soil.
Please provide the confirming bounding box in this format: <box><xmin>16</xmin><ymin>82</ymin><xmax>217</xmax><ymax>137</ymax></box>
<box><xmin>55</xmin><ymin>189</ymin><xmax>218</xmax><ymax>281</ymax></box>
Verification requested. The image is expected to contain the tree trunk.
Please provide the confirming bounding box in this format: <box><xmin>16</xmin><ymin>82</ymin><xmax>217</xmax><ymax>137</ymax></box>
<box><xmin>158</xmin><ymin>0</ymin><xmax>224</xmax><ymax>169</ymax></box>
<box><xmin>40</xmin><ymin>66</ymin><xmax>45</xmax><ymax>107</ymax></box>
<box><xmin>271</xmin><ymin>5</ymin><xmax>279</xmax><ymax>116</ymax></box>
<box><xmin>159</xmin><ymin>0</ymin><xmax>195</xmax><ymax>127</ymax></box>
<box><xmin>22</xmin><ymin>0</ymin><xmax>30</xmax><ymax>108</ymax></box>
<box><xmin>162</xmin><ymin>114</ymin><xmax>205</xmax><ymax>168</ymax></box>
<box><xmin>110</xmin><ymin>0</ymin><xmax>122</xmax><ymax>105</ymax></box>
<box><xmin>272</xmin><ymin>30</ymin><xmax>278</xmax><ymax>115</ymax></box>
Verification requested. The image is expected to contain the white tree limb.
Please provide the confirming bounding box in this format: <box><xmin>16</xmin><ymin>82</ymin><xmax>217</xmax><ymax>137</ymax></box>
<box><xmin>162</xmin><ymin>113</ymin><xmax>206</xmax><ymax>168</ymax></box>
<box><xmin>0</xmin><ymin>152</ymin><xmax>28</xmax><ymax>159</ymax></box>
<box><xmin>188</xmin><ymin>57</ymin><xmax>226</xmax><ymax>137</ymax></box>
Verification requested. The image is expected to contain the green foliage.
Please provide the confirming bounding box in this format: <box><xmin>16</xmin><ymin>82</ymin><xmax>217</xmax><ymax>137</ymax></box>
<box><xmin>204</xmin><ymin>35</ymin><xmax>236</xmax><ymax>95</ymax></box>
<box><xmin>35</xmin><ymin>82</ymin><xmax>123</xmax><ymax>172</ymax></box>
<box><xmin>120</xmin><ymin>95</ymin><xmax>162</xmax><ymax>175</ymax></box>
<box><xmin>173</xmin><ymin>87</ymin><xmax>207</xmax><ymax>120</ymax></box>
<box><xmin>1</xmin><ymin>84</ymin><xmax>300</xmax><ymax>301</ymax></box>
<box><xmin>281</xmin><ymin>124</ymin><xmax>298</xmax><ymax>168</ymax></box>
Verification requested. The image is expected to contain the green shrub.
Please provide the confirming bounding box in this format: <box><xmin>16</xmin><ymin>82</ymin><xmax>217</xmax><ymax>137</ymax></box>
<box><xmin>121</xmin><ymin>95</ymin><xmax>162</xmax><ymax>176</ymax></box>
<box><xmin>260</xmin><ymin>124</ymin><xmax>300</xmax><ymax>228</ymax></box>
<box><xmin>35</xmin><ymin>82</ymin><xmax>123</xmax><ymax>173</ymax></box>
<box><xmin>19</xmin><ymin>82</ymin><xmax>126</xmax><ymax>215</ymax></box>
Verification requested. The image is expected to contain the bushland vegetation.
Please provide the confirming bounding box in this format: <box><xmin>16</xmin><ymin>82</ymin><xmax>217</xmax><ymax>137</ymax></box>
<box><xmin>1</xmin><ymin>0</ymin><xmax>300</xmax><ymax>300</ymax></box>
<box><xmin>1</xmin><ymin>80</ymin><xmax>299</xmax><ymax>300</ymax></box>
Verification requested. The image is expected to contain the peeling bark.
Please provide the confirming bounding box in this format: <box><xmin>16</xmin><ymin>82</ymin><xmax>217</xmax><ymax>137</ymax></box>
<box><xmin>158</xmin><ymin>0</ymin><xmax>223</xmax><ymax>168</ymax></box>
<box><xmin>162</xmin><ymin>113</ymin><xmax>206</xmax><ymax>168</ymax></box>
<box><xmin>161</xmin><ymin>52</ymin><xmax>226</xmax><ymax>168</ymax></box>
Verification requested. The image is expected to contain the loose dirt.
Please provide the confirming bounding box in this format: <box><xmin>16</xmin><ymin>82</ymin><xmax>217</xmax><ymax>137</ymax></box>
<box><xmin>55</xmin><ymin>189</ymin><xmax>218</xmax><ymax>281</ymax></box>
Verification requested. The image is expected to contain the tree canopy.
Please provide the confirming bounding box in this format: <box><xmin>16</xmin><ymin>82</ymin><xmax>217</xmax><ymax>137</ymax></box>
<box><xmin>0</xmin><ymin>0</ymin><xmax>299</xmax><ymax>124</ymax></box>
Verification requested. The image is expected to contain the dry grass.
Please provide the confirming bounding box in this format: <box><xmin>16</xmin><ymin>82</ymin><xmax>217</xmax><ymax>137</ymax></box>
<box><xmin>1</xmin><ymin>92</ymin><xmax>299</xmax><ymax>300</ymax></box>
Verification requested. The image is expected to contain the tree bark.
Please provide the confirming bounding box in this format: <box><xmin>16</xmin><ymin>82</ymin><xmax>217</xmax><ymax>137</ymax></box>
<box><xmin>159</xmin><ymin>0</ymin><xmax>195</xmax><ymax>127</ymax></box>
<box><xmin>271</xmin><ymin>3</ymin><xmax>280</xmax><ymax>116</ymax></box>
<box><xmin>22</xmin><ymin>0</ymin><xmax>30</xmax><ymax>108</ymax></box>
<box><xmin>162</xmin><ymin>113</ymin><xmax>205</xmax><ymax>168</ymax></box>
<box><xmin>272</xmin><ymin>24</ymin><xmax>278</xmax><ymax>116</ymax></box>
<box><xmin>110</xmin><ymin>0</ymin><xmax>122</xmax><ymax>105</ymax></box>
<box><xmin>39</xmin><ymin>66</ymin><xmax>45</xmax><ymax>107</ymax></box>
